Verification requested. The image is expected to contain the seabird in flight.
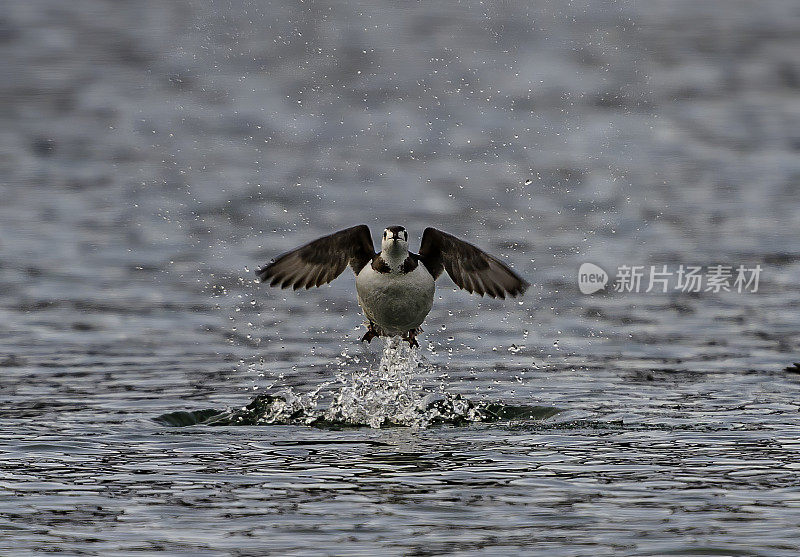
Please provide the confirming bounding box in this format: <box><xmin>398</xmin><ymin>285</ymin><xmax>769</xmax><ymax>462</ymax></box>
<box><xmin>255</xmin><ymin>225</ymin><xmax>528</xmax><ymax>348</ymax></box>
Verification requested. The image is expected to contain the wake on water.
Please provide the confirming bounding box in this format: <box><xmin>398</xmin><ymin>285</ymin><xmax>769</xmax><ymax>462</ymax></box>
<box><xmin>158</xmin><ymin>337</ymin><xmax>559</xmax><ymax>429</ymax></box>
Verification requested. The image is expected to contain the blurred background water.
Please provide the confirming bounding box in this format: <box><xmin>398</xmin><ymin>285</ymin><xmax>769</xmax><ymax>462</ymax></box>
<box><xmin>2</xmin><ymin>0</ymin><xmax>800</xmax><ymax>554</ymax></box>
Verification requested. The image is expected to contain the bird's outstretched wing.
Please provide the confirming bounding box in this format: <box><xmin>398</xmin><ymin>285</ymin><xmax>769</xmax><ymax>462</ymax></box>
<box><xmin>418</xmin><ymin>227</ymin><xmax>529</xmax><ymax>299</ymax></box>
<box><xmin>256</xmin><ymin>225</ymin><xmax>374</xmax><ymax>290</ymax></box>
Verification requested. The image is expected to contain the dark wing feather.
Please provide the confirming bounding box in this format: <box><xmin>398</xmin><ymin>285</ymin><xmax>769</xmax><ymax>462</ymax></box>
<box><xmin>418</xmin><ymin>227</ymin><xmax>529</xmax><ymax>299</ymax></box>
<box><xmin>256</xmin><ymin>225</ymin><xmax>374</xmax><ymax>290</ymax></box>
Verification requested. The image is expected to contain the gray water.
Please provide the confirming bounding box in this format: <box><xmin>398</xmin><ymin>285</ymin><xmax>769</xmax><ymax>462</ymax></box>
<box><xmin>2</xmin><ymin>0</ymin><xmax>800</xmax><ymax>555</ymax></box>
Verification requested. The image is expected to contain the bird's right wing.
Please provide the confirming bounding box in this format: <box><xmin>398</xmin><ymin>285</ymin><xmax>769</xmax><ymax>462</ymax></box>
<box><xmin>418</xmin><ymin>227</ymin><xmax>528</xmax><ymax>299</ymax></box>
<box><xmin>256</xmin><ymin>225</ymin><xmax>374</xmax><ymax>290</ymax></box>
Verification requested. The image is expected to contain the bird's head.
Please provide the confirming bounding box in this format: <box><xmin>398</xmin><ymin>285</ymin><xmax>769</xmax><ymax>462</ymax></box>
<box><xmin>381</xmin><ymin>225</ymin><xmax>409</xmax><ymax>255</ymax></box>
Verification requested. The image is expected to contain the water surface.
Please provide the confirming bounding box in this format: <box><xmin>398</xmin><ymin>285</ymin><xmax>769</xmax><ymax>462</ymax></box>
<box><xmin>2</xmin><ymin>0</ymin><xmax>800</xmax><ymax>554</ymax></box>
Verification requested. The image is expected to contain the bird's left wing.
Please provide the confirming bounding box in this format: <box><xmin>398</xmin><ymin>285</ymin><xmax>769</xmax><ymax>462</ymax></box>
<box><xmin>256</xmin><ymin>225</ymin><xmax>374</xmax><ymax>290</ymax></box>
<box><xmin>418</xmin><ymin>227</ymin><xmax>528</xmax><ymax>299</ymax></box>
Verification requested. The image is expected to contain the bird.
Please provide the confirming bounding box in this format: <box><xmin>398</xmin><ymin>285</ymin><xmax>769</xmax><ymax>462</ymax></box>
<box><xmin>255</xmin><ymin>225</ymin><xmax>529</xmax><ymax>348</ymax></box>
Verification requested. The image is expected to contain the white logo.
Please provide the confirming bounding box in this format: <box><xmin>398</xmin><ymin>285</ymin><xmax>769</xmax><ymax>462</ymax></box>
<box><xmin>578</xmin><ymin>263</ymin><xmax>761</xmax><ymax>294</ymax></box>
<box><xmin>578</xmin><ymin>263</ymin><xmax>608</xmax><ymax>294</ymax></box>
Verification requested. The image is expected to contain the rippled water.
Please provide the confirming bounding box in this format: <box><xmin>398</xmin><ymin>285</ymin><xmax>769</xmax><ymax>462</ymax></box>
<box><xmin>3</xmin><ymin>0</ymin><xmax>800</xmax><ymax>554</ymax></box>
<box><xmin>157</xmin><ymin>338</ymin><xmax>562</xmax><ymax>429</ymax></box>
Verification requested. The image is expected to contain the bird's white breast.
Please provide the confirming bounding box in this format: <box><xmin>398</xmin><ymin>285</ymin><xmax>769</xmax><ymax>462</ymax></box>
<box><xmin>355</xmin><ymin>262</ymin><xmax>435</xmax><ymax>335</ymax></box>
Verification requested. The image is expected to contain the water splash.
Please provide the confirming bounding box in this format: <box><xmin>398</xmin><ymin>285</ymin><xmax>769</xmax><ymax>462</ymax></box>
<box><xmin>158</xmin><ymin>337</ymin><xmax>560</xmax><ymax>429</ymax></box>
<box><xmin>326</xmin><ymin>337</ymin><xmax>425</xmax><ymax>428</ymax></box>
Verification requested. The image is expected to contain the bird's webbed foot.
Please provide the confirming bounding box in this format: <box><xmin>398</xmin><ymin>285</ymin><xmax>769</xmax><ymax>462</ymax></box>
<box><xmin>402</xmin><ymin>328</ymin><xmax>420</xmax><ymax>349</ymax></box>
<box><xmin>361</xmin><ymin>321</ymin><xmax>379</xmax><ymax>343</ymax></box>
